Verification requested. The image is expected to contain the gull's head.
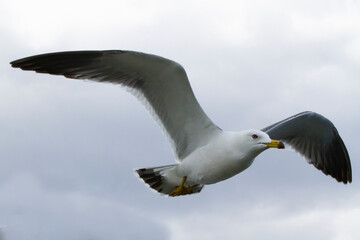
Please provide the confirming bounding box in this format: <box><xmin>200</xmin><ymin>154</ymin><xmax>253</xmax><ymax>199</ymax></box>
<box><xmin>238</xmin><ymin>129</ymin><xmax>285</xmax><ymax>155</ymax></box>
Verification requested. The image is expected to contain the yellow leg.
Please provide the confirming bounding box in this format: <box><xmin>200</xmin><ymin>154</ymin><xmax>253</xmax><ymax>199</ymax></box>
<box><xmin>169</xmin><ymin>176</ymin><xmax>197</xmax><ymax>197</ymax></box>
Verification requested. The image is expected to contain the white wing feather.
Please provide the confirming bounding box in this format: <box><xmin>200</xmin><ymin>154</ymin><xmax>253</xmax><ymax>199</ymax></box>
<box><xmin>11</xmin><ymin>50</ymin><xmax>222</xmax><ymax>160</ymax></box>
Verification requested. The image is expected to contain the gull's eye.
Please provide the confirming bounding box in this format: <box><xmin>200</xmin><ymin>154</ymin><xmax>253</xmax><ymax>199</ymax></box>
<box><xmin>252</xmin><ymin>134</ymin><xmax>258</xmax><ymax>139</ymax></box>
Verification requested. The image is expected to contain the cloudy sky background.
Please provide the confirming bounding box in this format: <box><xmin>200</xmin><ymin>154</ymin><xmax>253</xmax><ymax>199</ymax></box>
<box><xmin>1</xmin><ymin>0</ymin><xmax>360</xmax><ymax>239</ymax></box>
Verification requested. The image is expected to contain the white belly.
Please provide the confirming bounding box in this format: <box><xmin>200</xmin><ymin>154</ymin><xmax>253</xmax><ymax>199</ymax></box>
<box><xmin>176</xmin><ymin>142</ymin><xmax>257</xmax><ymax>185</ymax></box>
<box><xmin>173</xmin><ymin>131</ymin><xmax>268</xmax><ymax>185</ymax></box>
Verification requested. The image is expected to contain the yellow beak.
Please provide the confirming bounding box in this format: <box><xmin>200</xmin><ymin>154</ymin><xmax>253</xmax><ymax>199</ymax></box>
<box><xmin>263</xmin><ymin>139</ymin><xmax>285</xmax><ymax>149</ymax></box>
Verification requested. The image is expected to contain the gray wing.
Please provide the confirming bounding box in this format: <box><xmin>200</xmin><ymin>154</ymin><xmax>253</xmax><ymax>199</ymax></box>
<box><xmin>262</xmin><ymin>111</ymin><xmax>351</xmax><ymax>184</ymax></box>
<box><xmin>11</xmin><ymin>50</ymin><xmax>221</xmax><ymax>160</ymax></box>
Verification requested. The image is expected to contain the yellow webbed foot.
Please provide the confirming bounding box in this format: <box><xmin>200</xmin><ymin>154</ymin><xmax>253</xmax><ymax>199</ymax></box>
<box><xmin>169</xmin><ymin>176</ymin><xmax>197</xmax><ymax>197</ymax></box>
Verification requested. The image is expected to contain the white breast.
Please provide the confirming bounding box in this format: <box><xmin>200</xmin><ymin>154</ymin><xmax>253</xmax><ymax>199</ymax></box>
<box><xmin>176</xmin><ymin>131</ymin><xmax>260</xmax><ymax>185</ymax></box>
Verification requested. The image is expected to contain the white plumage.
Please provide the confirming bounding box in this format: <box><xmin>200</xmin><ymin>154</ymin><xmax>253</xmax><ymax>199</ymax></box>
<box><xmin>11</xmin><ymin>50</ymin><xmax>351</xmax><ymax>196</ymax></box>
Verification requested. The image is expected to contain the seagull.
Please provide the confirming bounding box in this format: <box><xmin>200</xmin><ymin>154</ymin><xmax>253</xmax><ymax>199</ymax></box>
<box><xmin>10</xmin><ymin>50</ymin><xmax>352</xmax><ymax>196</ymax></box>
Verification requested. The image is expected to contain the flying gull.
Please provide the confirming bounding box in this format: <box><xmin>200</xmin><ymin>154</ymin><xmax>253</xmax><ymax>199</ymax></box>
<box><xmin>10</xmin><ymin>50</ymin><xmax>352</xmax><ymax>196</ymax></box>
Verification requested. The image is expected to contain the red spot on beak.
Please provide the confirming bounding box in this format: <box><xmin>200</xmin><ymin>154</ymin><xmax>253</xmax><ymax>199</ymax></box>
<box><xmin>278</xmin><ymin>141</ymin><xmax>285</xmax><ymax>149</ymax></box>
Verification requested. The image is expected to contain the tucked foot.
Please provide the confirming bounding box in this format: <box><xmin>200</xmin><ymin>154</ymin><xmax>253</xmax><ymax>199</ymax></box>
<box><xmin>169</xmin><ymin>176</ymin><xmax>197</xmax><ymax>197</ymax></box>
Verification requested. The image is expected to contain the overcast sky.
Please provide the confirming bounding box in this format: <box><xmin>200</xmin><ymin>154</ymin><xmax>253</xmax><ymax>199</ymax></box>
<box><xmin>1</xmin><ymin>0</ymin><xmax>360</xmax><ymax>239</ymax></box>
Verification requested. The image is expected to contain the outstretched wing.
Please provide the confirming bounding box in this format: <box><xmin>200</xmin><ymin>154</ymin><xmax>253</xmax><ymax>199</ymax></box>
<box><xmin>262</xmin><ymin>111</ymin><xmax>351</xmax><ymax>183</ymax></box>
<box><xmin>11</xmin><ymin>50</ymin><xmax>221</xmax><ymax>160</ymax></box>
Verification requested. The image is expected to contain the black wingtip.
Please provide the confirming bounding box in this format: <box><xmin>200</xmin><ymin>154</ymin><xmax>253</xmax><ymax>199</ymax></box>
<box><xmin>264</xmin><ymin>111</ymin><xmax>352</xmax><ymax>185</ymax></box>
<box><xmin>10</xmin><ymin>59</ymin><xmax>22</xmax><ymax>68</ymax></box>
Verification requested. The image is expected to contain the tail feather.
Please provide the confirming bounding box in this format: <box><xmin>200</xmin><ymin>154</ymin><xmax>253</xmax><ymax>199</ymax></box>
<box><xmin>137</xmin><ymin>169</ymin><xmax>164</xmax><ymax>191</ymax></box>
<box><xmin>136</xmin><ymin>164</ymin><xmax>204</xmax><ymax>196</ymax></box>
